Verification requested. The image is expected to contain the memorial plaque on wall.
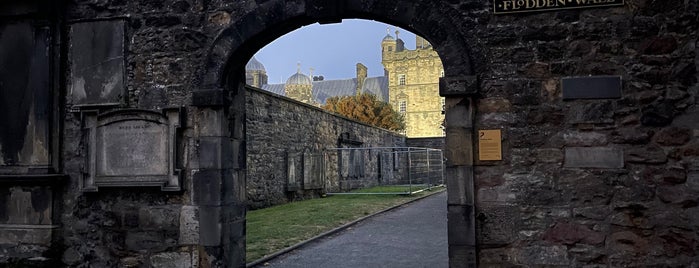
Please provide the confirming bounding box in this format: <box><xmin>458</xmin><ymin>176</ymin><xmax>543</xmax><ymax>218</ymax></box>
<box><xmin>68</xmin><ymin>20</ymin><xmax>125</xmax><ymax>107</ymax></box>
<box><xmin>81</xmin><ymin>109</ymin><xmax>182</xmax><ymax>192</ymax></box>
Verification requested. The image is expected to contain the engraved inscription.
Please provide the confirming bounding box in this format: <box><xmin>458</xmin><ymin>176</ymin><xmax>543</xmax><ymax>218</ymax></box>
<box><xmin>98</xmin><ymin>121</ymin><xmax>168</xmax><ymax>176</ymax></box>
<box><xmin>81</xmin><ymin>108</ymin><xmax>182</xmax><ymax>192</ymax></box>
<box><xmin>494</xmin><ymin>0</ymin><xmax>624</xmax><ymax>14</ymax></box>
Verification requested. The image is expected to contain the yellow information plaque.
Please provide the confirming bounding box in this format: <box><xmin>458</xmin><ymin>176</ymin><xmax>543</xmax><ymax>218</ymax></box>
<box><xmin>478</xmin><ymin>129</ymin><xmax>502</xmax><ymax>161</ymax></box>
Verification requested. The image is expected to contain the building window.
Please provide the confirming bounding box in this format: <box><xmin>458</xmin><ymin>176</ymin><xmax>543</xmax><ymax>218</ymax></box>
<box><xmin>441</xmin><ymin>98</ymin><xmax>445</xmax><ymax>113</ymax></box>
<box><xmin>399</xmin><ymin>100</ymin><xmax>407</xmax><ymax>114</ymax></box>
<box><xmin>388</xmin><ymin>46</ymin><xmax>393</xmax><ymax>51</ymax></box>
<box><xmin>440</xmin><ymin>70</ymin><xmax>444</xmax><ymax>77</ymax></box>
<box><xmin>398</xmin><ymin>74</ymin><xmax>406</xmax><ymax>85</ymax></box>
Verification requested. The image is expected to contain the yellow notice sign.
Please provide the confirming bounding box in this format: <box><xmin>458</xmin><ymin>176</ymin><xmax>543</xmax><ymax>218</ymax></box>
<box><xmin>478</xmin><ymin>130</ymin><xmax>502</xmax><ymax>161</ymax></box>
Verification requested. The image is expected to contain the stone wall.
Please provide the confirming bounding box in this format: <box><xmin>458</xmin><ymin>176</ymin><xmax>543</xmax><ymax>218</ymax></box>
<box><xmin>245</xmin><ymin>86</ymin><xmax>405</xmax><ymax>209</ymax></box>
<box><xmin>467</xmin><ymin>2</ymin><xmax>699</xmax><ymax>266</ymax></box>
<box><xmin>0</xmin><ymin>0</ymin><xmax>697</xmax><ymax>267</ymax></box>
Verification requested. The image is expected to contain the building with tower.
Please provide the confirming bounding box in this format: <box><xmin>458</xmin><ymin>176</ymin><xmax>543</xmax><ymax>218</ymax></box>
<box><xmin>381</xmin><ymin>30</ymin><xmax>445</xmax><ymax>137</ymax></box>
<box><xmin>246</xmin><ymin>31</ymin><xmax>444</xmax><ymax>138</ymax></box>
<box><xmin>245</xmin><ymin>56</ymin><xmax>268</xmax><ymax>88</ymax></box>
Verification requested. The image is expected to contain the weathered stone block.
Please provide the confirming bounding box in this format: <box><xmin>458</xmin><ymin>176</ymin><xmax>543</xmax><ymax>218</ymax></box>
<box><xmin>449</xmin><ymin>245</ymin><xmax>477</xmax><ymax>268</ymax></box>
<box><xmin>476</xmin><ymin>205</ymin><xmax>517</xmax><ymax>245</ymax></box>
<box><xmin>0</xmin><ymin>227</ymin><xmax>52</xmax><ymax>246</ymax></box>
<box><xmin>564</xmin><ymin>131</ymin><xmax>608</xmax><ymax>146</ymax></box>
<box><xmin>611</xmin><ymin>127</ymin><xmax>651</xmax><ymax>144</ymax></box>
<box><xmin>198</xmin><ymin>206</ymin><xmax>221</xmax><ymax>246</ymax></box>
<box><xmin>445</xmin><ymin>97</ymin><xmax>473</xmax><ymax>128</ymax></box>
<box><xmin>535</xmin><ymin>148</ymin><xmax>563</xmax><ymax>163</ymax></box>
<box><xmin>564</xmin><ymin>147</ymin><xmax>624</xmax><ymax>168</ymax></box>
<box><xmin>192</xmin><ymin>89</ymin><xmax>226</xmax><ymax>107</ymax></box>
<box><xmin>446</xmin><ymin>166</ymin><xmax>474</xmax><ymax>205</ymax></box>
<box><xmin>641</xmin><ymin>101</ymin><xmax>675</xmax><ymax>126</ymax></box>
<box><xmin>654</xmin><ymin>127</ymin><xmax>692</xmax><ymax>146</ymax></box>
<box><xmin>198</xmin><ymin>137</ymin><xmax>226</xmax><ymax>169</ymax></box>
<box><xmin>517</xmin><ymin>245</ymin><xmax>570</xmax><ymax>266</ymax></box>
<box><xmin>223</xmin><ymin>169</ymin><xmax>247</xmax><ymax>204</ymax></box>
<box><xmin>139</xmin><ymin>206</ymin><xmax>180</xmax><ymax>230</ymax></box>
<box><xmin>478</xmin><ymin>98</ymin><xmax>511</xmax><ymax>113</ymax></box>
<box><xmin>125</xmin><ymin>231</ymin><xmax>175</xmax><ymax>251</ymax></box>
<box><xmin>626</xmin><ymin>145</ymin><xmax>667</xmax><ymax>164</ymax></box>
<box><xmin>657</xmin><ymin>185</ymin><xmax>697</xmax><ymax>204</ymax></box>
<box><xmin>447</xmin><ymin>205</ymin><xmax>475</xmax><ymax>246</ymax></box>
<box><xmin>672</xmin><ymin>108</ymin><xmax>699</xmax><ymax>129</ymax></box>
<box><xmin>607</xmin><ymin>231</ymin><xmax>648</xmax><ymax>254</ymax></box>
<box><xmin>193</xmin><ymin>170</ymin><xmax>222</xmax><ymax>206</ymax></box>
<box><xmin>179</xmin><ymin>206</ymin><xmax>199</xmax><ymax>245</ymax></box>
<box><xmin>478</xmin><ymin>248</ymin><xmax>515</xmax><ymax>265</ymax></box>
<box><xmin>222</xmin><ymin>219</ymin><xmax>245</xmax><ymax>267</ymax></box>
<box><xmin>445</xmin><ymin>127</ymin><xmax>473</xmax><ymax>166</ymax></box>
<box><xmin>567</xmin><ymin>101</ymin><xmax>615</xmax><ymax>124</ymax></box>
<box><xmin>542</xmin><ymin>222</ymin><xmax>605</xmax><ymax>245</ymax></box>
<box><xmin>150</xmin><ymin>252</ymin><xmax>194</xmax><ymax>268</ymax></box>
<box><xmin>197</xmin><ymin>108</ymin><xmax>227</xmax><ymax>136</ymax></box>
<box><xmin>439</xmin><ymin>75</ymin><xmax>478</xmax><ymax>96</ymax></box>
<box><xmin>687</xmin><ymin>171</ymin><xmax>699</xmax><ymax>192</ymax></box>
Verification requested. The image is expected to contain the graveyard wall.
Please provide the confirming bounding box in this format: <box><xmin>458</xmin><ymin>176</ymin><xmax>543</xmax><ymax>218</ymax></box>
<box><xmin>245</xmin><ymin>86</ymin><xmax>406</xmax><ymax>209</ymax></box>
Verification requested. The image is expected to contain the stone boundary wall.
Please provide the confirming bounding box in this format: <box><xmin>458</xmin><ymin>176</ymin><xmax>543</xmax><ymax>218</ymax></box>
<box><xmin>245</xmin><ymin>86</ymin><xmax>406</xmax><ymax>209</ymax></box>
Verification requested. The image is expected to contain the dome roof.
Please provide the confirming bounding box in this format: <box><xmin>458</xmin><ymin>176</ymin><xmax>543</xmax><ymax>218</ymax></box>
<box><xmin>286</xmin><ymin>72</ymin><xmax>312</xmax><ymax>85</ymax></box>
<box><xmin>382</xmin><ymin>34</ymin><xmax>395</xmax><ymax>41</ymax></box>
<box><xmin>246</xmin><ymin>57</ymin><xmax>266</xmax><ymax>71</ymax></box>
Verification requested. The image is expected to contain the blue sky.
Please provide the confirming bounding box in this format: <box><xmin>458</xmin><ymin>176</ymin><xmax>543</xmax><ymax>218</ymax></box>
<box><xmin>253</xmin><ymin>19</ymin><xmax>416</xmax><ymax>84</ymax></box>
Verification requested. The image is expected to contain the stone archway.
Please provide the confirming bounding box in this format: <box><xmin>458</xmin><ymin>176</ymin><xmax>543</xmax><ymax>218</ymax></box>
<box><xmin>193</xmin><ymin>1</ymin><xmax>480</xmax><ymax>267</ymax></box>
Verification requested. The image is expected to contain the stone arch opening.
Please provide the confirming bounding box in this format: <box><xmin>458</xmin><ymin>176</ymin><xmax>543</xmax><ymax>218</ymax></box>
<box><xmin>194</xmin><ymin>1</ymin><xmax>480</xmax><ymax>267</ymax></box>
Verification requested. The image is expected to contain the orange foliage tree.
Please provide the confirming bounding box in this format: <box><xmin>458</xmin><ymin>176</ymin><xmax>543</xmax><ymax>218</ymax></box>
<box><xmin>322</xmin><ymin>93</ymin><xmax>405</xmax><ymax>132</ymax></box>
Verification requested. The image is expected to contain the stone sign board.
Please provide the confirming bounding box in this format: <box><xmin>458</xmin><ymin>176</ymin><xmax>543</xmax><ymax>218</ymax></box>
<box><xmin>81</xmin><ymin>109</ymin><xmax>182</xmax><ymax>192</ymax></box>
<box><xmin>494</xmin><ymin>0</ymin><xmax>624</xmax><ymax>14</ymax></box>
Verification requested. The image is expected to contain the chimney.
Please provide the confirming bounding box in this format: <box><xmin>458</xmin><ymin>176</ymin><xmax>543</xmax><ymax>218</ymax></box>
<box><xmin>356</xmin><ymin>63</ymin><xmax>368</xmax><ymax>95</ymax></box>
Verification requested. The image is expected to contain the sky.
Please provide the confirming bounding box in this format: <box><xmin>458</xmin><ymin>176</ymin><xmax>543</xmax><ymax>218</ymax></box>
<box><xmin>253</xmin><ymin>19</ymin><xmax>417</xmax><ymax>84</ymax></box>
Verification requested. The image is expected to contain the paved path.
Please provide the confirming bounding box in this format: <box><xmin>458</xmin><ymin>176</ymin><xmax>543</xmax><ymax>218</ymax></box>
<box><xmin>259</xmin><ymin>191</ymin><xmax>448</xmax><ymax>268</ymax></box>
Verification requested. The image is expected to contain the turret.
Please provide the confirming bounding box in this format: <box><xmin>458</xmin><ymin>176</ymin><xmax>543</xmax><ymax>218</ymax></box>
<box><xmin>381</xmin><ymin>28</ymin><xmax>396</xmax><ymax>59</ymax></box>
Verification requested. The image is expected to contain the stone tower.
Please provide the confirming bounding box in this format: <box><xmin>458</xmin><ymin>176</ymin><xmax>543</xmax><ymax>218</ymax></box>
<box><xmin>381</xmin><ymin>31</ymin><xmax>444</xmax><ymax>137</ymax></box>
<box><xmin>284</xmin><ymin>64</ymin><xmax>316</xmax><ymax>105</ymax></box>
<box><xmin>245</xmin><ymin>56</ymin><xmax>268</xmax><ymax>88</ymax></box>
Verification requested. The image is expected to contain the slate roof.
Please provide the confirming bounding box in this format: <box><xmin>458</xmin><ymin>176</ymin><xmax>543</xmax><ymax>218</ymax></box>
<box><xmin>246</xmin><ymin>57</ymin><xmax>266</xmax><ymax>71</ymax></box>
<box><xmin>262</xmin><ymin>76</ymin><xmax>389</xmax><ymax>104</ymax></box>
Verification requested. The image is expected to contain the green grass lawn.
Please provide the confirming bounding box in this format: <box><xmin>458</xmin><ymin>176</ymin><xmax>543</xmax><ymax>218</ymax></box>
<box><xmin>246</xmin><ymin>186</ymin><xmax>444</xmax><ymax>262</ymax></box>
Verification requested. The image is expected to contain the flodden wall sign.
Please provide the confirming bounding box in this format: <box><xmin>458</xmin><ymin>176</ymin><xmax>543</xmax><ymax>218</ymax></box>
<box><xmin>494</xmin><ymin>0</ymin><xmax>624</xmax><ymax>14</ymax></box>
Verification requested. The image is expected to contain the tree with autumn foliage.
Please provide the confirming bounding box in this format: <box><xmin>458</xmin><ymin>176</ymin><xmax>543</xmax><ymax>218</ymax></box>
<box><xmin>322</xmin><ymin>93</ymin><xmax>405</xmax><ymax>132</ymax></box>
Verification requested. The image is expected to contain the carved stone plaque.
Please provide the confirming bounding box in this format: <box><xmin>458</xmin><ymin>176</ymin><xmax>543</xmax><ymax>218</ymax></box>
<box><xmin>81</xmin><ymin>109</ymin><xmax>182</xmax><ymax>192</ymax></box>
